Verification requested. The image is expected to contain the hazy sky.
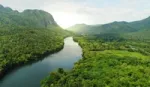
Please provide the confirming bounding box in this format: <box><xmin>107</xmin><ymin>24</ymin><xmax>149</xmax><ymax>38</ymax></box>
<box><xmin>1</xmin><ymin>0</ymin><xmax>150</xmax><ymax>28</ymax></box>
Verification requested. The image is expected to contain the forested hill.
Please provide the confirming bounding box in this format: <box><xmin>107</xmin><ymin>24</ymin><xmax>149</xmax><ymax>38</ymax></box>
<box><xmin>67</xmin><ymin>16</ymin><xmax>150</xmax><ymax>35</ymax></box>
<box><xmin>0</xmin><ymin>5</ymin><xmax>69</xmax><ymax>78</ymax></box>
<box><xmin>0</xmin><ymin>4</ymin><xmax>58</xmax><ymax>28</ymax></box>
<box><xmin>41</xmin><ymin>16</ymin><xmax>150</xmax><ymax>87</ymax></box>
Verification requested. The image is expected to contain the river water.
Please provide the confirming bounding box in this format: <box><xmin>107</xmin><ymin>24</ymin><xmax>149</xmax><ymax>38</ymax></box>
<box><xmin>0</xmin><ymin>37</ymin><xmax>82</xmax><ymax>87</ymax></box>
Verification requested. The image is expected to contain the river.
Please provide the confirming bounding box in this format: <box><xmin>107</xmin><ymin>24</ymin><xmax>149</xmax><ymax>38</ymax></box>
<box><xmin>0</xmin><ymin>37</ymin><xmax>82</xmax><ymax>87</ymax></box>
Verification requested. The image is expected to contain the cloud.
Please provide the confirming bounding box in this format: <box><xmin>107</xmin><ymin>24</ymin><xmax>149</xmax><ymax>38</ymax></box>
<box><xmin>76</xmin><ymin>6</ymin><xmax>150</xmax><ymax>24</ymax></box>
<box><xmin>0</xmin><ymin>0</ymin><xmax>86</xmax><ymax>11</ymax></box>
<box><xmin>0</xmin><ymin>0</ymin><xmax>150</xmax><ymax>28</ymax></box>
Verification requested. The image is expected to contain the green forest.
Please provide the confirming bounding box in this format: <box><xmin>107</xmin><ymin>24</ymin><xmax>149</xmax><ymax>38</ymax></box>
<box><xmin>41</xmin><ymin>11</ymin><xmax>150</xmax><ymax>87</ymax></box>
<box><xmin>0</xmin><ymin>5</ymin><xmax>69</xmax><ymax>78</ymax></box>
<box><xmin>41</xmin><ymin>35</ymin><xmax>150</xmax><ymax>87</ymax></box>
<box><xmin>1</xmin><ymin>3</ymin><xmax>150</xmax><ymax>87</ymax></box>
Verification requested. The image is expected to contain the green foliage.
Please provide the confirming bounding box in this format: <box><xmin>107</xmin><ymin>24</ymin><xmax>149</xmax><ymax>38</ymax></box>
<box><xmin>67</xmin><ymin>21</ymin><xmax>138</xmax><ymax>34</ymax></box>
<box><xmin>124</xmin><ymin>29</ymin><xmax>150</xmax><ymax>41</ymax></box>
<box><xmin>41</xmin><ymin>68</ymin><xmax>66</xmax><ymax>87</ymax></box>
<box><xmin>58</xmin><ymin>68</ymin><xmax>65</xmax><ymax>74</ymax></box>
<box><xmin>0</xmin><ymin>27</ymin><xmax>68</xmax><ymax>76</ymax></box>
<box><xmin>93</xmin><ymin>33</ymin><xmax>125</xmax><ymax>41</ymax></box>
<box><xmin>0</xmin><ymin>5</ymin><xmax>57</xmax><ymax>29</ymax></box>
<box><xmin>0</xmin><ymin>4</ymin><xmax>70</xmax><ymax>77</ymax></box>
<box><xmin>67</xmin><ymin>17</ymin><xmax>150</xmax><ymax>41</ymax></box>
<box><xmin>41</xmin><ymin>36</ymin><xmax>150</xmax><ymax>87</ymax></box>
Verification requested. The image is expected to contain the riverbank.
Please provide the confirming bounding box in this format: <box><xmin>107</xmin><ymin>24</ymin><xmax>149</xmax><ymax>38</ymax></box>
<box><xmin>41</xmin><ymin>36</ymin><xmax>150</xmax><ymax>87</ymax></box>
<box><xmin>0</xmin><ymin>41</ymin><xmax>64</xmax><ymax>79</ymax></box>
<box><xmin>0</xmin><ymin>37</ymin><xmax>82</xmax><ymax>87</ymax></box>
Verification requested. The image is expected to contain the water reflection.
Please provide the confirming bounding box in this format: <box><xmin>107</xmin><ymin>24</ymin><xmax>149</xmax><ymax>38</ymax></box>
<box><xmin>0</xmin><ymin>37</ymin><xmax>82</xmax><ymax>87</ymax></box>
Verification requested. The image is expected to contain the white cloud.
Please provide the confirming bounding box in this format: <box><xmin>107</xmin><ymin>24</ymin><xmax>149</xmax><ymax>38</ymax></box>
<box><xmin>1</xmin><ymin>0</ymin><xmax>150</xmax><ymax>28</ymax></box>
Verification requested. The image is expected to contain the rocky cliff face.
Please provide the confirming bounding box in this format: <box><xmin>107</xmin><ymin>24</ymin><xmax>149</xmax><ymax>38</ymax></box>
<box><xmin>0</xmin><ymin>4</ymin><xmax>58</xmax><ymax>28</ymax></box>
<box><xmin>22</xmin><ymin>9</ymin><xmax>58</xmax><ymax>28</ymax></box>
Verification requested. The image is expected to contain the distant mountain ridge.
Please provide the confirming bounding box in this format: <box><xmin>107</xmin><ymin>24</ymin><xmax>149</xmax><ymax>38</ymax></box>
<box><xmin>67</xmin><ymin>16</ymin><xmax>150</xmax><ymax>35</ymax></box>
<box><xmin>0</xmin><ymin>4</ymin><xmax>58</xmax><ymax>28</ymax></box>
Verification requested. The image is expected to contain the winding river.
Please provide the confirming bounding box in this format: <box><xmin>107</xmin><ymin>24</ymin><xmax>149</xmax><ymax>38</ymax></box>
<box><xmin>0</xmin><ymin>37</ymin><xmax>82</xmax><ymax>87</ymax></box>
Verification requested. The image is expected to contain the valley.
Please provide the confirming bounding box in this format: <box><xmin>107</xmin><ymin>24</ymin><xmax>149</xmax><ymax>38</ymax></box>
<box><xmin>0</xmin><ymin>3</ymin><xmax>150</xmax><ymax>87</ymax></box>
<box><xmin>41</xmin><ymin>36</ymin><xmax>150</xmax><ymax>87</ymax></box>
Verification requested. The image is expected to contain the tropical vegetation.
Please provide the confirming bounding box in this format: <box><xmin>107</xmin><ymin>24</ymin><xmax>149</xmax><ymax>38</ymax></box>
<box><xmin>41</xmin><ymin>35</ymin><xmax>150</xmax><ymax>87</ymax></box>
<box><xmin>0</xmin><ymin>4</ymin><xmax>69</xmax><ymax>78</ymax></box>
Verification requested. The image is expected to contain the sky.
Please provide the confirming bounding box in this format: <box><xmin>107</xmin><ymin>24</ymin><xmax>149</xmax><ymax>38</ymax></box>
<box><xmin>0</xmin><ymin>0</ymin><xmax>150</xmax><ymax>28</ymax></box>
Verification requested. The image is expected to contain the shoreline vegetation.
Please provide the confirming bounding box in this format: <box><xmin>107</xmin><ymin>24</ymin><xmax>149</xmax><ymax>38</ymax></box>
<box><xmin>41</xmin><ymin>35</ymin><xmax>150</xmax><ymax>87</ymax></box>
<box><xmin>1</xmin><ymin>4</ymin><xmax>150</xmax><ymax>87</ymax></box>
<box><xmin>0</xmin><ymin>28</ymin><xmax>71</xmax><ymax>79</ymax></box>
<box><xmin>0</xmin><ymin>41</ymin><xmax>64</xmax><ymax>79</ymax></box>
<box><xmin>0</xmin><ymin>4</ymin><xmax>71</xmax><ymax>79</ymax></box>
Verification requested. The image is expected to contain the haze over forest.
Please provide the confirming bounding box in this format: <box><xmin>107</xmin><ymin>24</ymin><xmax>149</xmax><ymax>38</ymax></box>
<box><xmin>0</xmin><ymin>1</ymin><xmax>150</xmax><ymax>87</ymax></box>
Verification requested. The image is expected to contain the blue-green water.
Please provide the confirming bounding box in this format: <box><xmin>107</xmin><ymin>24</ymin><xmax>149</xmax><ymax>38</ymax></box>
<box><xmin>0</xmin><ymin>37</ymin><xmax>82</xmax><ymax>87</ymax></box>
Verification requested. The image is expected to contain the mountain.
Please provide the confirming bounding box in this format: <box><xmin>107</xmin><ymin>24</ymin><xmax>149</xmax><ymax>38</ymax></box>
<box><xmin>21</xmin><ymin>9</ymin><xmax>58</xmax><ymax>28</ymax></box>
<box><xmin>130</xmin><ymin>16</ymin><xmax>150</xmax><ymax>30</ymax></box>
<box><xmin>125</xmin><ymin>29</ymin><xmax>150</xmax><ymax>40</ymax></box>
<box><xmin>0</xmin><ymin>5</ymin><xmax>69</xmax><ymax>78</ymax></box>
<box><xmin>67</xmin><ymin>24</ymin><xmax>91</xmax><ymax>34</ymax></box>
<box><xmin>67</xmin><ymin>17</ymin><xmax>150</xmax><ymax>35</ymax></box>
<box><xmin>0</xmin><ymin>4</ymin><xmax>58</xmax><ymax>29</ymax></box>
